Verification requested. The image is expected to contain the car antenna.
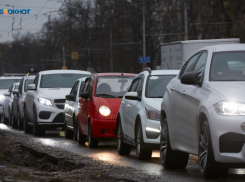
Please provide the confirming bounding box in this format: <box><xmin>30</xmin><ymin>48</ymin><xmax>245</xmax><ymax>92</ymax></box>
<box><xmin>117</xmin><ymin>58</ymin><xmax>123</xmax><ymax>76</ymax></box>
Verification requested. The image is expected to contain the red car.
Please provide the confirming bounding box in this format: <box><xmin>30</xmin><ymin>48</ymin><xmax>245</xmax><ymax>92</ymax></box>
<box><xmin>77</xmin><ymin>73</ymin><xmax>136</xmax><ymax>148</ymax></box>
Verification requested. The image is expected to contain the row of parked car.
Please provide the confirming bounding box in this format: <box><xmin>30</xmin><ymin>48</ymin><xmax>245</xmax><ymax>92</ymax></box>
<box><xmin>1</xmin><ymin>44</ymin><xmax>245</xmax><ymax>178</ymax></box>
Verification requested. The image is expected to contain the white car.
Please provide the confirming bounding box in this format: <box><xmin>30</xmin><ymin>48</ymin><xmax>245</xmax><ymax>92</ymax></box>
<box><xmin>2</xmin><ymin>82</ymin><xmax>19</xmax><ymax>127</ymax></box>
<box><xmin>160</xmin><ymin>44</ymin><xmax>245</xmax><ymax>178</ymax></box>
<box><xmin>116</xmin><ymin>68</ymin><xmax>179</xmax><ymax>160</ymax></box>
<box><xmin>0</xmin><ymin>75</ymin><xmax>23</xmax><ymax>120</ymax></box>
<box><xmin>64</xmin><ymin>77</ymin><xmax>87</xmax><ymax>140</ymax></box>
<box><xmin>24</xmin><ymin>70</ymin><xmax>91</xmax><ymax>136</ymax></box>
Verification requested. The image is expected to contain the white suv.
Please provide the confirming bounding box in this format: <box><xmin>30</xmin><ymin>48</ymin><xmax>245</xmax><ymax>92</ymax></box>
<box><xmin>24</xmin><ymin>70</ymin><xmax>91</xmax><ymax>136</ymax></box>
<box><xmin>116</xmin><ymin>68</ymin><xmax>179</xmax><ymax>160</ymax></box>
<box><xmin>160</xmin><ymin>44</ymin><xmax>245</xmax><ymax>178</ymax></box>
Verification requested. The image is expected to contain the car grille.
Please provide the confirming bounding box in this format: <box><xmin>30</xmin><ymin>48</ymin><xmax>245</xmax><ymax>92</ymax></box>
<box><xmin>54</xmin><ymin>99</ymin><xmax>66</xmax><ymax>110</ymax></box>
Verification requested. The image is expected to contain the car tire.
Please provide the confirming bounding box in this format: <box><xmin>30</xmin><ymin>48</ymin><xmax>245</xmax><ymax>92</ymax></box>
<box><xmin>64</xmin><ymin>117</ymin><xmax>73</xmax><ymax>139</ymax></box>
<box><xmin>73</xmin><ymin>117</ymin><xmax>77</xmax><ymax>141</ymax></box>
<box><xmin>88</xmin><ymin>122</ymin><xmax>98</xmax><ymax>148</ymax></box>
<box><xmin>8</xmin><ymin>109</ymin><xmax>12</xmax><ymax>126</ymax></box>
<box><xmin>117</xmin><ymin>117</ymin><xmax>131</xmax><ymax>155</ymax></box>
<box><xmin>160</xmin><ymin>118</ymin><xmax>189</xmax><ymax>169</ymax></box>
<box><xmin>23</xmin><ymin>107</ymin><xmax>32</xmax><ymax>133</ymax></box>
<box><xmin>77</xmin><ymin>122</ymin><xmax>86</xmax><ymax>145</ymax></box>
<box><xmin>199</xmin><ymin>121</ymin><xmax>229</xmax><ymax>178</ymax></box>
<box><xmin>17</xmin><ymin>109</ymin><xmax>23</xmax><ymax>130</ymax></box>
<box><xmin>136</xmin><ymin>122</ymin><xmax>152</xmax><ymax>160</ymax></box>
<box><xmin>3</xmin><ymin>108</ymin><xmax>9</xmax><ymax>125</ymax></box>
<box><xmin>33</xmin><ymin>107</ymin><xmax>45</xmax><ymax>136</ymax></box>
<box><xmin>11</xmin><ymin>108</ymin><xmax>17</xmax><ymax>129</ymax></box>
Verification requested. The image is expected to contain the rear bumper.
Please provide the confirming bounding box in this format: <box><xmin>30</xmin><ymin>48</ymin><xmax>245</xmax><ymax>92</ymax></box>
<box><xmin>91</xmin><ymin>119</ymin><xmax>117</xmax><ymax>139</ymax></box>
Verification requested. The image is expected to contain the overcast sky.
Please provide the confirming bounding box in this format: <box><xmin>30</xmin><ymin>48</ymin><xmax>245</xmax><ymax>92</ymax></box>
<box><xmin>0</xmin><ymin>0</ymin><xmax>64</xmax><ymax>43</ymax></box>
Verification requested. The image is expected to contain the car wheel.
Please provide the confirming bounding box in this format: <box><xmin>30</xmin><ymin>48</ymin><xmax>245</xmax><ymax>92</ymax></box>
<box><xmin>11</xmin><ymin>108</ymin><xmax>17</xmax><ymax>129</ymax></box>
<box><xmin>117</xmin><ymin>119</ymin><xmax>131</xmax><ymax>155</ymax></box>
<box><xmin>136</xmin><ymin>122</ymin><xmax>152</xmax><ymax>160</ymax></box>
<box><xmin>199</xmin><ymin>121</ymin><xmax>229</xmax><ymax>178</ymax></box>
<box><xmin>8</xmin><ymin>109</ymin><xmax>12</xmax><ymax>126</ymax></box>
<box><xmin>3</xmin><ymin>108</ymin><xmax>9</xmax><ymax>125</ymax></box>
<box><xmin>33</xmin><ymin>107</ymin><xmax>45</xmax><ymax>136</ymax></box>
<box><xmin>88</xmin><ymin>122</ymin><xmax>98</xmax><ymax>148</ymax></box>
<box><xmin>73</xmin><ymin>117</ymin><xmax>77</xmax><ymax>141</ymax></box>
<box><xmin>160</xmin><ymin>118</ymin><xmax>189</xmax><ymax>169</ymax></box>
<box><xmin>77</xmin><ymin>122</ymin><xmax>86</xmax><ymax>145</ymax></box>
<box><xmin>17</xmin><ymin>109</ymin><xmax>23</xmax><ymax>130</ymax></box>
<box><xmin>23</xmin><ymin>107</ymin><xmax>32</xmax><ymax>133</ymax></box>
<box><xmin>64</xmin><ymin>117</ymin><xmax>73</xmax><ymax>139</ymax></box>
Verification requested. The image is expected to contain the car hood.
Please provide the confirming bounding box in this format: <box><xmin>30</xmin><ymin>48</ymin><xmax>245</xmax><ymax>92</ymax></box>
<box><xmin>144</xmin><ymin>98</ymin><xmax>162</xmax><ymax>111</ymax></box>
<box><xmin>39</xmin><ymin>88</ymin><xmax>71</xmax><ymax>100</ymax></box>
<box><xmin>0</xmin><ymin>89</ymin><xmax>8</xmax><ymax>95</ymax></box>
<box><xmin>98</xmin><ymin>97</ymin><xmax>122</xmax><ymax>114</ymax></box>
<box><xmin>208</xmin><ymin>82</ymin><xmax>245</xmax><ymax>102</ymax></box>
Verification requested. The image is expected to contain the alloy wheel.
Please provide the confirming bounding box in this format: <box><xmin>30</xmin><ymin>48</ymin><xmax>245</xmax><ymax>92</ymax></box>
<box><xmin>136</xmin><ymin>128</ymin><xmax>141</xmax><ymax>157</ymax></box>
<box><xmin>160</xmin><ymin>122</ymin><xmax>168</xmax><ymax>164</ymax></box>
<box><xmin>199</xmin><ymin>126</ymin><xmax>208</xmax><ymax>173</ymax></box>
<box><xmin>117</xmin><ymin>124</ymin><xmax>122</xmax><ymax>151</ymax></box>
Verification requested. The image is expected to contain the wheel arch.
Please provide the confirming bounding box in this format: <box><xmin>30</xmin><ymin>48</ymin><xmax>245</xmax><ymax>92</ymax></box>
<box><xmin>134</xmin><ymin>114</ymin><xmax>142</xmax><ymax>140</ymax></box>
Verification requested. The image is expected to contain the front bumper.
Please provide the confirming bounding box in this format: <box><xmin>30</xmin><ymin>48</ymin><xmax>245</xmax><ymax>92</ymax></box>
<box><xmin>91</xmin><ymin>119</ymin><xmax>117</xmax><ymax>139</ymax></box>
<box><xmin>209</xmin><ymin>108</ymin><xmax>245</xmax><ymax>163</ymax></box>
<box><xmin>35</xmin><ymin>101</ymin><xmax>64</xmax><ymax>128</ymax></box>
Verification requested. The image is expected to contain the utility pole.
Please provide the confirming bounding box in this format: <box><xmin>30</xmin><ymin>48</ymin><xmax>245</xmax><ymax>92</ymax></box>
<box><xmin>142</xmin><ymin>4</ymin><xmax>146</xmax><ymax>57</ymax></box>
<box><xmin>110</xmin><ymin>26</ymin><xmax>113</xmax><ymax>72</ymax></box>
<box><xmin>63</xmin><ymin>45</ymin><xmax>66</xmax><ymax>68</ymax></box>
<box><xmin>184</xmin><ymin>0</ymin><xmax>188</xmax><ymax>40</ymax></box>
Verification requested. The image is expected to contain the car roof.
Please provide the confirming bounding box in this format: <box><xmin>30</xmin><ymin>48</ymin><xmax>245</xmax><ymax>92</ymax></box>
<box><xmin>94</xmin><ymin>73</ymin><xmax>137</xmax><ymax>77</ymax></box>
<box><xmin>0</xmin><ymin>77</ymin><xmax>23</xmax><ymax>80</ymax></box>
<box><xmin>39</xmin><ymin>70</ymin><xmax>91</xmax><ymax>75</ymax></box>
<box><xmin>150</xmin><ymin>70</ymin><xmax>179</xmax><ymax>75</ymax></box>
<box><xmin>200</xmin><ymin>44</ymin><xmax>245</xmax><ymax>52</ymax></box>
<box><xmin>77</xmin><ymin>77</ymin><xmax>88</xmax><ymax>82</ymax></box>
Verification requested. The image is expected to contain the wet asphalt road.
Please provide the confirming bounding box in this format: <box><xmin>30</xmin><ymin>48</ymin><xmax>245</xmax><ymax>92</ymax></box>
<box><xmin>1</xmin><ymin>123</ymin><xmax>245</xmax><ymax>182</ymax></box>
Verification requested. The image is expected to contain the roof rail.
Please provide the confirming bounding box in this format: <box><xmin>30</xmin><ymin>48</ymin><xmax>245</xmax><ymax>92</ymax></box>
<box><xmin>140</xmin><ymin>67</ymin><xmax>151</xmax><ymax>74</ymax></box>
<box><xmin>1</xmin><ymin>73</ymin><xmax>25</xmax><ymax>77</ymax></box>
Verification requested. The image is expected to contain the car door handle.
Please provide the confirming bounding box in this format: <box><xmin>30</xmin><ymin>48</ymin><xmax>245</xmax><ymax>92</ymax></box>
<box><xmin>127</xmin><ymin>104</ymin><xmax>131</xmax><ymax>109</ymax></box>
<box><xmin>170</xmin><ymin>87</ymin><xmax>175</xmax><ymax>91</ymax></box>
<box><xmin>182</xmin><ymin>90</ymin><xmax>186</xmax><ymax>96</ymax></box>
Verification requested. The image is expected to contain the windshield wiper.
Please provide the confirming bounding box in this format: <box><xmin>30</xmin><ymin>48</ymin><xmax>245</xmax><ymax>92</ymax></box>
<box><xmin>96</xmin><ymin>94</ymin><xmax>116</xmax><ymax>98</ymax></box>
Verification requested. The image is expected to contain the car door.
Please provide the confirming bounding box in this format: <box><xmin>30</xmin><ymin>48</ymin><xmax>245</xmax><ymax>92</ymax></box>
<box><xmin>122</xmin><ymin>76</ymin><xmax>141</xmax><ymax>138</ymax></box>
<box><xmin>4</xmin><ymin>86</ymin><xmax>13</xmax><ymax>117</ymax></box>
<box><xmin>127</xmin><ymin>75</ymin><xmax>144</xmax><ymax>140</ymax></box>
<box><xmin>180</xmin><ymin>51</ymin><xmax>208</xmax><ymax>147</ymax></box>
<box><xmin>26</xmin><ymin>74</ymin><xmax>39</xmax><ymax>120</ymax></box>
<box><xmin>65</xmin><ymin>81</ymin><xmax>79</xmax><ymax>127</ymax></box>
<box><xmin>13</xmin><ymin>78</ymin><xmax>23</xmax><ymax>117</ymax></box>
<box><xmin>171</xmin><ymin>53</ymin><xmax>201</xmax><ymax>143</ymax></box>
<box><xmin>80</xmin><ymin>76</ymin><xmax>94</xmax><ymax>135</ymax></box>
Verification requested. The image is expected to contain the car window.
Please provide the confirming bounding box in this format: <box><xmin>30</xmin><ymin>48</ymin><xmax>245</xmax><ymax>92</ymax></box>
<box><xmin>128</xmin><ymin>79</ymin><xmax>140</xmax><ymax>92</ymax></box>
<box><xmin>19</xmin><ymin>78</ymin><xmax>24</xmax><ymax>95</ymax></box>
<box><xmin>88</xmin><ymin>76</ymin><xmax>94</xmax><ymax>98</ymax></box>
<box><xmin>194</xmin><ymin>52</ymin><xmax>208</xmax><ymax>82</ymax></box>
<box><xmin>210</xmin><ymin>51</ymin><xmax>245</xmax><ymax>81</ymax></box>
<box><xmin>24</xmin><ymin>79</ymin><xmax>34</xmax><ymax>92</ymax></box>
<box><xmin>34</xmin><ymin>74</ymin><xmax>39</xmax><ymax>87</ymax></box>
<box><xmin>79</xmin><ymin>81</ymin><xmax>85</xmax><ymax>96</ymax></box>
<box><xmin>70</xmin><ymin>81</ymin><xmax>79</xmax><ymax>95</ymax></box>
<box><xmin>179</xmin><ymin>53</ymin><xmax>201</xmax><ymax>78</ymax></box>
<box><xmin>136</xmin><ymin>76</ymin><xmax>144</xmax><ymax>97</ymax></box>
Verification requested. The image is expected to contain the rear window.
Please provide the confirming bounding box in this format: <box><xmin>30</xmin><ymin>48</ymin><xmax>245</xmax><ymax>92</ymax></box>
<box><xmin>0</xmin><ymin>79</ymin><xmax>21</xmax><ymax>89</ymax></box>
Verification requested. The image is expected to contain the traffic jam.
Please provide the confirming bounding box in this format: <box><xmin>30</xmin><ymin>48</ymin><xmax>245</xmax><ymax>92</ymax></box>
<box><xmin>1</xmin><ymin>40</ymin><xmax>245</xmax><ymax>180</ymax></box>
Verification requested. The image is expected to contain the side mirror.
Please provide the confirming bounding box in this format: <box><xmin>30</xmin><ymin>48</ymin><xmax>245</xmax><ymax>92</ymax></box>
<box><xmin>125</xmin><ymin>92</ymin><xmax>141</xmax><ymax>101</ymax></box>
<box><xmin>181</xmin><ymin>71</ymin><xmax>202</xmax><ymax>86</ymax></box>
<box><xmin>3</xmin><ymin>92</ymin><xmax>10</xmax><ymax>97</ymax></box>
<box><xmin>27</xmin><ymin>84</ymin><xmax>36</xmax><ymax>91</ymax></box>
<box><xmin>80</xmin><ymin>92</ymin><xmax>89</xmax><ymax>100</ymax></box>
<box><xmin>66</xmin><ymin>94</ymin><xmax>76</xmax><ymax>101</ymax></box>
<box><xmin>12</xmin><ymin>90</ymin><xmax>19</xmax><ymax>95</ymax></box>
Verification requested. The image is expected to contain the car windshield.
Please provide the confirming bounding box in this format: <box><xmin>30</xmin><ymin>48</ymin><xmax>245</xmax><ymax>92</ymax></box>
<box><xmin>210</xmin><ymin>51</ymin><xmax>245</xmax><ymax>81</ymax></box>
<box><xmin>0</xmin><ymin>79</ymin><xmax>21</xmax><ymax>89</ymax></box>
<box><xmin>95</xmin><ymin>76</ymin><xmax>134</xmax><ymax>98</ymax></box>
<box><xmin>24</xmin><ymin>79</ymin><xmax>34</xmax><ymax>92</ymax></box>
<box><xmin>40</xmin><ymin>74</ymin><xmax>87</xmax><ymax>88</ymax></box>
<box><xmin>146</xmin><ymin>75</ymin><xmax>176</xmax><ymax>98</ymax></box>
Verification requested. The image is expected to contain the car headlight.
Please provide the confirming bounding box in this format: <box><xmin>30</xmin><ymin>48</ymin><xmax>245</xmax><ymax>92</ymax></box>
<box><xmin>214</xmin><ymin>102</ymin><xmax>245</xmax><ymax>115</ymax></box>
<box><xmin>0</xmin><ymin>95</ymin><xmax>5</xmax><ymax>101</ymax></box>
<box><xmin>99</xmin><ymin>105</ymin><xmax>110</xmax><ymax>116</ymax></box>
<box><xmin>38</xmin><ymin>97</ymin><xmax>52</xmax><ymax>107</ymax></box>
<box><xmin>145</xmin><ymin>104</ymin><xmax>160</xmax><ymax>120</ymax></box>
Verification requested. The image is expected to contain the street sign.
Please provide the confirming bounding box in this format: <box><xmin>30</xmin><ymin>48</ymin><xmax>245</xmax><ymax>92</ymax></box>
<box><xmin>71</xmin><ymin>52</ymin><xmax>78</xmax><ymax>60</ymax></box>
<box><xmin>139</xmin><ymin>56</ymin><xmax>151</xmax><ymax>63</ymax></box>
<box><xmin>62</xmin><ymin>66</ymin><xmax>67</xmax><ymax>70</ymax></box>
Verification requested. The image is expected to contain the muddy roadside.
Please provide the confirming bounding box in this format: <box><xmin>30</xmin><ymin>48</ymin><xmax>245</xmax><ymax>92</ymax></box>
<box><xmin>0</xmin><ymin>129</ymin><xmax>162</xmax><ymax>182</ymax></box>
